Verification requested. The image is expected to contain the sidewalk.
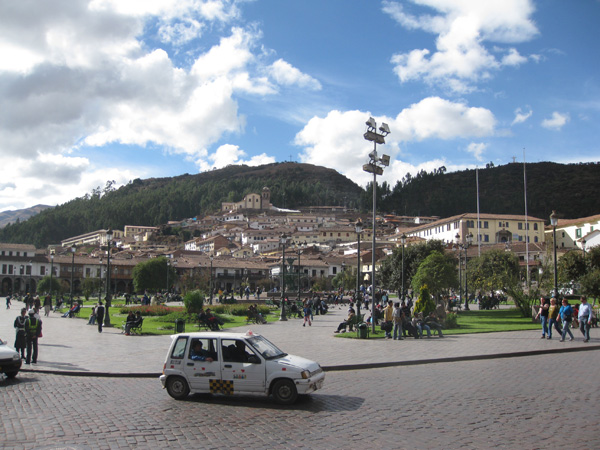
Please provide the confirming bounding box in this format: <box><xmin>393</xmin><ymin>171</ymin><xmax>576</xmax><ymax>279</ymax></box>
<box><xmin>1</xmin><ymin>300</ymin><xmax>597</xmax><ymax>377</ymax></box>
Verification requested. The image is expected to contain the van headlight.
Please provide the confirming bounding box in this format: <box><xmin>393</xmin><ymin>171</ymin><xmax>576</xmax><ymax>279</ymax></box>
<box><xmin>301</xmin><ymin>370</ymin><xmax>310</xmax><ymax>379</ymax></box>
<box><xmin>13</xmin><ymin>353</ymin><xmax>21</xmax><ymax>361</ymax></box>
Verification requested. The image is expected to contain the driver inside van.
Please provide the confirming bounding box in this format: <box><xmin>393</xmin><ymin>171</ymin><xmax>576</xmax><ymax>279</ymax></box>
<box><xmin>190</xmin><ymin>340</ymin><xmax>214</xmax><ymax>362</ymax></box>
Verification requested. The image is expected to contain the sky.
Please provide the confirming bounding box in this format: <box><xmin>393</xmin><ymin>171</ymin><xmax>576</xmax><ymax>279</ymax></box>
<box><xmin>1</xmin><ymin>0</ymin><xmax>599</xmax><ymax>212</ymax></box>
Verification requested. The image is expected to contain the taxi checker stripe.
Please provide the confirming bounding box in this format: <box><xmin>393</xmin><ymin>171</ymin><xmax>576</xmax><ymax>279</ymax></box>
<box><xmin>209</xmin><ymin>379</ymin><xmax>234</xmax><ymax>395</ymax></box>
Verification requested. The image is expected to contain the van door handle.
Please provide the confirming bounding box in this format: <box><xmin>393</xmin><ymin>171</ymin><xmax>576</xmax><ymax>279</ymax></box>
<box><xmin>187</xmin><ymin>363</ymin><xmax>194</xmax><ymax>366</ymax></box>
<box><xmin>224</xmin><ymin>364</ymin><xmax>232</xmax><ymax>368</ymax></box>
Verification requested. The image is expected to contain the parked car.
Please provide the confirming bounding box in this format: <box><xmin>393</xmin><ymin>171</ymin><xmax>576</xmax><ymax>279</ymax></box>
<box><xmin>160</xmin><ymin>331</ymin><xmax>325</xmax><ymax>405</ymax></box>
<box><xmin>0</xmin><ymin>339</ymin><xmax>22</xmax><ymax>379</ymax></box>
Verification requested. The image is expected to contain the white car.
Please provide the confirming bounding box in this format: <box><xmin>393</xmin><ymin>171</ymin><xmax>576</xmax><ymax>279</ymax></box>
<box><xmin>0</xmin><ymin>339</ymin><xmax>22</xmax><ymax>379</ymax></box>
<box><xmin>160</xmin><ymin>331</ymin><xmax>325</xmax><ymax>405</ymax></box>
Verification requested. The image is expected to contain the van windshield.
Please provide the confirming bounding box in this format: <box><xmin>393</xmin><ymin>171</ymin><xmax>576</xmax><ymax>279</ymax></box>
<box><xmin>246</xmin><ymin>335</ymin><xmax>287</xmax><ymax>360</ymax></box>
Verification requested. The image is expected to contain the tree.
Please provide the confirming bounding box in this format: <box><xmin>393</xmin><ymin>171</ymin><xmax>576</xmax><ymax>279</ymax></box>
<box><xmin>331</xmin><ymin>269</ymin><xmax>356</xmax><ymax>291</ymax></box>
<box><xmin>82</xmin><ymin>278</ymin><xmax>103</xmax><ymax>300</ymax></box>
<box><xmin>580</xmin><ymin>268</ymin><xmax>600</xmax><ymax>307</ymax></box>
<box><xmin>411</xmin><ymin>251</ymin><xmax>457</xmax><ymax>299</ymax></box>
<box><xmin>133</xmin><ymin>257</ymin><xmax>177</xmax><ymax>293</ymax></box>
<box><xmin>379</xmin><ymin>240</ymin><xmax>447</xmax><ymax>296</ymax></box>
<box><xmin>558</xmin><ymin>250</ymin><xmax>586</xmax><ymax>286</ymax></box>
<box><xmin>414</xmin><ymin>285</ymin><xmax>436</xmax><ymax>316</ymax></box>
<box><xmin>468</xmin><ymin>249</ymin><xmax>520</xmax><ymax>295</ymax></box>
<box><xmin>37</xmin><ymin>275</ymin><xmax>63</xmax><ymax>296</ymax></box>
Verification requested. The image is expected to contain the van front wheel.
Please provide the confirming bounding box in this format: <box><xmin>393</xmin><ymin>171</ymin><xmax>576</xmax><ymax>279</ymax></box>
<box><xmin>272</xmin><ymin>379</ymin><xmax>298</xmax><ymax>405</ymax></box>
<box><xmin>166</xmin><ymin>376</ymin><xmax>190</xmax><ymax>400</ymax></box>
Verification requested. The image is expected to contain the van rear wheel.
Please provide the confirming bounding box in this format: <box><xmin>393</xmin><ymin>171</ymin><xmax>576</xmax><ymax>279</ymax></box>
<box><xmin>166</xmin><ymin>376</ymin><xmax>190</xmax><ymax>400</ymax></box>
<box><xmin>272</xmin><ymin>379</ymin><xmax>298</xmax><ymax>405</ymax></box>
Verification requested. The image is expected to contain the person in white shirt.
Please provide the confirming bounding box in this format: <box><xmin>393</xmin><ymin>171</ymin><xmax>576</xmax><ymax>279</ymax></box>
<box><xmin>577</xmin><ymin>296</ymin><xmax>593</xmax><ymax>343</ymax></box>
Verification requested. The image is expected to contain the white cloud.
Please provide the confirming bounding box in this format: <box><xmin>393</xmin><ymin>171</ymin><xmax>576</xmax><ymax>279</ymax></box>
<box><xmin>512</xmin><ymin>107</ymin><xmax>532</xmax><ymax>125</ymax></box>
<box><xmin>467</xmin><ymin>142</ymin><xmax>487</xmax><ymax>161</ymax></box>
<box><xmin>384</xmin><ymin>0</ymin><xmax>538</xmax><ymax>92</ymax></box>
<box><xmin>197</xmin><ymin>144</ymin><xmax>275</xmax><ymax>172</ymax></box>
<box><xmin>0</xmin><ymin>153</ymin><xmax>137</xmax><ymax>210</ymax></box>
<box><xmin>541</xmin><ymin>111</ymin><xmax>570</xmax><ymax>130</ymax></box>
<box><xmin>268</xmin><ymin>59</ymin><xmax>322</xmax><ymax>91</ymax></box>
<box><xmin>0</xmin><ymin>1</ymin><xmax>323</xmax><ymax>210</ymax></box>
<box><xmin>295</xmin><ymin>98</ymin><xmax>496</xmax><ymax>187</ymax></box>
<box><xmin>502</xmin><ymin>48</ymin><xmax>527</xmax><ymax>66</ymax></box>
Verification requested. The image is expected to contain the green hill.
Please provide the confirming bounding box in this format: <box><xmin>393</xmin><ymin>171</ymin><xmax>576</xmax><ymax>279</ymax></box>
<box><xmin>0</xmin><ymin>161</ymin><xmax>598</xmax><ymax>247</ymax></box>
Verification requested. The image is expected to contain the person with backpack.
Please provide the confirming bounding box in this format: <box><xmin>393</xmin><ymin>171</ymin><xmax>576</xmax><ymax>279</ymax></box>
<box><xmin>559</xmin><ymin>299</ymin><xmax>575</xmax><ymax>342</ymax></box>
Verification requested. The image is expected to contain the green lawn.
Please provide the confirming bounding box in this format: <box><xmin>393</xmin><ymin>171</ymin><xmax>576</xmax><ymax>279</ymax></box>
<box><xmin>59</xmin><ymin>304</ymin><xmax>542</xmax><ymax>338</ymax></box>
<box><xmin>336</xmin><ymin>308</ymin><xmax>540</xmax><ymax>339</ymax></box>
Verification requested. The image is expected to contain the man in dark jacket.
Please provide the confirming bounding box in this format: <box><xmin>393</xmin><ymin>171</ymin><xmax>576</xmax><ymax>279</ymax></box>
<box><xmin>25</xmin><ymin>309</ymin><xmax>42</xmax><ymax>364</ymax></box>
<box><xmin>96</xmin><ymin>301</ymin><xmax>105</xmax><ymax>333</ymax></box>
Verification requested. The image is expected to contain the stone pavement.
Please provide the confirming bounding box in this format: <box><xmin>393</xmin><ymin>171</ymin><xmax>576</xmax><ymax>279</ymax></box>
<box><xmin>1</xmin><ymin>299</ymin><xmax>598</xmax><ymax>376</ymax></box>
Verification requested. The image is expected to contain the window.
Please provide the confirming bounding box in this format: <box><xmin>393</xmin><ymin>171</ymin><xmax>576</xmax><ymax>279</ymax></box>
<box><xmin>484</xmin><ymin>221</ymin><xmax>489</xmax><ymax>229</ymax></box>
<box><xmin>1</xmin><ymin>264</ymin><xmax>6</xmax><ymax>274</ymax></box>
<box><xmin>534</xmin><ymin>236</ymin><xmax>538</xmax><ymax>243</ymax></box>
<box><xmin>190</xmin><ymin>338</ymin><xmax>218</xmax><ymax>361</ymax></box>
<box><xmin>484</xmin><ymin>235</ymin><xmax>489</xmax><ymax>242</ymax></box>
<box><xmin>170</xmin><ymin>336</ymin><xmax>188</xmax><ymax>359</ymax></box>
<box><xmin>40</xmin><ymin>266</ymin><xmax>46</xmax><ymax>276</ymax></box>
<box><xmin>221</xmin><ymin>339</ymin><xmax>255</xmax><ymax>363</ymax></box>
<box><xmin>533</xmin><ymin>223</ymin><xmax>538</xmax><ymax>230</ymax></box>
<box><xmin>576</xmin><ymin>228</ymin><xmax>582</xmax><ymax>238</ymax></box>
<box><xmin>518</xmin><ymin>223</ymin><xmax>523</xmax><ymax>230</ymax></box>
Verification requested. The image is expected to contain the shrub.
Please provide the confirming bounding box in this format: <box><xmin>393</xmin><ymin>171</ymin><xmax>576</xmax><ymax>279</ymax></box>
<box><xmin>444</xmin><ymin>312</ymin><xmax>458</xmax><ymax>329</ymax></box>
<box><xmin>414</xmin><ymin>285</ymin><xmax>436</xmax><ymax>316</ymax></box>
<box><xmin>118</xmin><ymin>305</ymin><xmax>183</xmax><ymax>316</ymax></box>
<box><xmin>184</xmin><ymin>290</ymin><xmax>205</xmax><ymax>314</ymax></box>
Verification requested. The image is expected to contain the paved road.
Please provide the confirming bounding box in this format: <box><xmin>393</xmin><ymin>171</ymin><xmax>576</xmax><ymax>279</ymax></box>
<box><xmin>1</xmin><ymin>300</ymin><xmax>598</xmax><ymax>375</ymax></box>
<box><xmin>2</xmin><ymin>350</ymin><xmax>599</xmax><ymax>450</ymax></box>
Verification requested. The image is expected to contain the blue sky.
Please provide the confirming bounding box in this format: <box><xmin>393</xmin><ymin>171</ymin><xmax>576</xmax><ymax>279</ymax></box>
<box><xmin>1</xmin><ymin>0</ymin><xmax>599</xmax><ymax>212</ymax></box>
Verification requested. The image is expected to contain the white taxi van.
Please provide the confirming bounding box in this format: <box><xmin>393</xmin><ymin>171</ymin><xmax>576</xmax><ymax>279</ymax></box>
<box><xmin>160</xmin><ymin>331</ymin><xmax>325</xmax><ymax>405</ymax></box>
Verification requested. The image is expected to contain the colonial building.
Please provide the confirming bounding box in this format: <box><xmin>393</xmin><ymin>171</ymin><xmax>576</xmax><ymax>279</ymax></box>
<box><xmin>221</xmin><ymin>187</ymin><xmax>273</xmax><ymax>212</ymax></box>
<box><xmin>546</xmin><ymin>213</ymin><xmax>600</xmax><ymax>249</ymax></box>
<box><xmin>405</xmin><ymin>213</ymin><xmax>546</xmax><ymax>246</ymax></box>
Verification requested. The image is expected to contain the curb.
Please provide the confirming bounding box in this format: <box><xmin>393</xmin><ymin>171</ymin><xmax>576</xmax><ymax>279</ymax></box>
<box><xmin>19</xmin><ymin>344</ymin><xmax>600</xmax><ymax>378</ymax></box>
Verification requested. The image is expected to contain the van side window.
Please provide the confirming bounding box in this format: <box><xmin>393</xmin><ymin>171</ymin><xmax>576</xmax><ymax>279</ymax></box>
<box><xmin>188</xmin><ymin>338</ymin><xmax>218</xmax><ymax>361</ymax></box>
<box><xmin>221</xmin><ymin>339</ymin><xmax>258</xmax><ymax>363</ymax></box>
<box><xmin>171</xmin><ymin>337</ymin><xmax>188</xmax><ymax>359</ymax></box>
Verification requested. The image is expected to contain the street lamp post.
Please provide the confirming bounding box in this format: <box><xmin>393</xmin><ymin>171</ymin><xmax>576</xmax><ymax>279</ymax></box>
<box><xmin>355</xmin><ymin>219</ymin><xmax>363</xmax><ymax>318</ymax></box>
<box><xmin>455</xmin><ymin>233</ymin><xmax>473</xmax><ymax>310</ymax></box>
<box><xmin>105</xmin><ymin>229</ymin><xmax>113</xmax><ymax>327</ymax></box>
<box><xmin>550</xmin><ymin>211</ymin><xmax>559</xmax><ymax>299</ymax></box>
<box><xmin>582</xmin><ymin>239</ymin><xmax>587</xmax><ymax>271</ymax></box>
<box><xmin>362</xmin><ymin>116</ymin><xmax>390</xmax><ymax>333</ymax></box>
<box><xmin>28</xmin><ymin>262</ymin><xmax>33</xmax><ymax>295</ymax></box>
<box><xmin>209</xmin><ymin>255</ymin><xmax>214</xmax><ymax>305</ymax></box>
<box><xmin>49</xmin><ymin>252</ymin><xmax>54</xmax><ymax>301</ymax></box>
<box><xmin>401</xmin><ymin>234</ymin><xmax>407</xmax><ymax>302</ymax></box>
<box><xmin>297</xmin><ymin>247</ymin><xmax>302</xmax><ymax>304</ymax></box>
<box><xmin>166</xmin><ymin>259</ymin><xmax>171</xmax><ymax>295</ymax></box>
<box><xmin>70</xmin><ymin>246</ymin><xmax>76</xmax><ymax>307</ymax></box>
<box><xmin>279</xmin><ymin>233</ymin><xmax>289</xmax><ymax>321</ymax></box>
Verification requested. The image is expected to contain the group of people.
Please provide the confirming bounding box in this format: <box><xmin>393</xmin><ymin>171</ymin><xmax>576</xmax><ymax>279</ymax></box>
<box><xmin>536</xmin><ymin>295</ymin><xmax>594</xmax><ymax>342</ymax></box>
<box><xmin>333</xmin><ymin>300</ymin><xmax>444</xmax><ymax>339</ymax></box>
<box><xmin>198</xmin><ymin>307</ymin><xmax>224</xmax><ymax>331</ymax></box>
<box><xmin>13</xmin><ymin>307</ymin><xmax>42</xmax><ymax>364</ymax></box>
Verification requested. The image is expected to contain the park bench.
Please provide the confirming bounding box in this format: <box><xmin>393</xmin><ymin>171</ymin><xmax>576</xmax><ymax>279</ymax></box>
<box><xmin>122</xmin><ymin>317</ymin><xmax>144</xmax><ymax>335</ymax></box>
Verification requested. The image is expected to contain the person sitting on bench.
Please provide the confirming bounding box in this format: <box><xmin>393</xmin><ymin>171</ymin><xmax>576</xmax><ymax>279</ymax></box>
<box><xmin>124</xmin><ymin>311</ymin><xmax>143</xmax><ymax>335</ymax></box>
<box><xmin>62</xmin><ymin>302</ymin><xmax>80</xmax><ymax>318</ymax></box>
<box><xmin>334</xmin><ymin>310</ymin><xmax>355</xmax><ymax>333</ymax></box>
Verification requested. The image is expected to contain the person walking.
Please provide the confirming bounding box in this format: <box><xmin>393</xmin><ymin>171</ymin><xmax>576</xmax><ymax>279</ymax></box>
<box><xmin>547</xmin><ymin>297</ymin><xmax>562</xmax><ymax>339</ymax></box>
<box><xmin>559</xmin><ymin>299</ymin><xmax>575</xmax><ymax>342</ymax></box>
<box><xmin>578</xmin><ymin>296</ymin><xmax>593</xmax><ymax>342</ymax></box>
<box><xmin>14</xmin><ymin>307</ymin><xmax>27</xmax><ymax>359</ymax></box>
<box><xmin>382</xmin><ymin>300</ymin><xmax>394</xmax><ymax>339</ymax></box>
<box><xmin>302</xmin><ymin>302</ymin><xmax>312</xmax><ymax>327</ymax></box>
<box><xmin>96</xmin><ymin>300</ymin><xmax>105</xmax><ymax>333</ymax></box>
<box><xmin>25</xmin><ymin>309</ymin><xmax>42</xmax><ymax>364</ymax></box>
<box><xmin>535</xmin><ymin>297</ymin><xmax>550</xmax><ymax>338</ymax></box>
<box><xmin>43</xmin><ymin>293</ymin><xmax>52</xmax><ymax>317</ymax></box>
